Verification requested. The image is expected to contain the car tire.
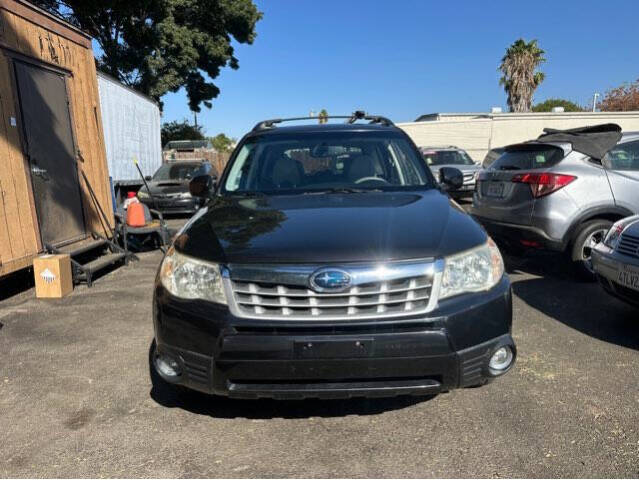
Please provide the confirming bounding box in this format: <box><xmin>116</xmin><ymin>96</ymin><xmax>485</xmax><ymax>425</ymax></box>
<box><xmin>570</xmin><ymin>219</ymin><xmax>612</xmax><ymax>281</ymax></box>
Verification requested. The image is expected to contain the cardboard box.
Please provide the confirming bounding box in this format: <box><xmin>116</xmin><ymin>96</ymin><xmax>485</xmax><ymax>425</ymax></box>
<box><xmin>33</xmin><ymin>254</ymin><xmax>73</xmax><ymax>298</ymax></box>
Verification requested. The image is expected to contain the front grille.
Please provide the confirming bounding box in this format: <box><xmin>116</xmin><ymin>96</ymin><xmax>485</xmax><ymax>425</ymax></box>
<box><xmin>617</xmin><ymin>232</ymin><xmax>639</xmax><ymax>259</ymax></box>
<box><xmin>227</xmin><ymin>261</ymin><xmax>439</xmax><ymax>321</ymax></box>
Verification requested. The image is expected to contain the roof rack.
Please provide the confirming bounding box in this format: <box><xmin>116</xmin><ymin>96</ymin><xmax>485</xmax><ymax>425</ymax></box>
<box><xmin>252</xmin><ymin>112</ymin><xmax>394</xmax><ymax>131</ymax></box>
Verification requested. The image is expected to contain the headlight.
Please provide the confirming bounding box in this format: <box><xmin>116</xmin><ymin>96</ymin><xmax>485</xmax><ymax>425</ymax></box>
<box><xmin>603</xmin><ymin>216</ymin><xmax>639</xmax><ymax>249</ymax></box>
<box><xmin>137</xmin><ymin>190</ymin><xmax>149</xmax><ymax>199</ymax></box>
<box><xmin>159</xmin><ymin>247</ymin><xmax>227</xmax><ymax>304</ymax></box>
<box><xmin>439</xmin><ymin>238</ymin><xmax>504</xmax><ymax>300</ymax></box>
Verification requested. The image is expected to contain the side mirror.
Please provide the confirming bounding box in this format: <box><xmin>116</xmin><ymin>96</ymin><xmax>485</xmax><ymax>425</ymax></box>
<box><xmin>439</xmin><ymin>167</ymin><xmax>464</xmax><ymax>190</ymax></box>
<box><xmin>144</xmin><ymin>175</ymin><xmax>152</xmax><ymax>181</ymax></box>
<box><xmin>189</xmin><ymin>174</ymin><xmax>215</xmax><ymax>198</ymax></box>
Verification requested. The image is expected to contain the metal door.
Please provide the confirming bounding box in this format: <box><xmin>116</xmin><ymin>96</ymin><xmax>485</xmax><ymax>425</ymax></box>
<box><xmin>14</xmin><ymin>60</ymin><xmax>85</xmax><ymax>246</ymax></box>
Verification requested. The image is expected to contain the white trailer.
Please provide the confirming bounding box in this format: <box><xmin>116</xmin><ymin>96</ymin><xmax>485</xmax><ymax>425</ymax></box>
<box><xmin>97</xmin><ymin>71</ymin><xmax>162</xmax><ymax>203</ymax></box>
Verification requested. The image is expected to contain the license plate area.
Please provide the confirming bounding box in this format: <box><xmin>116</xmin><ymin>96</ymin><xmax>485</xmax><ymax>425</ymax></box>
<box><xmin>617</xmin><ymin>264</ymin><xmax>639</xmax><ymax>292</ymax></box>
<box><xmin>294</xmin><ymin>339</ymin><xmax>372</xmax><ymax>359</ymax></box>
<box><xmin>485</xmin><ymin>182</ymin><xmax>505</xmax><ymax>198</ymax></box>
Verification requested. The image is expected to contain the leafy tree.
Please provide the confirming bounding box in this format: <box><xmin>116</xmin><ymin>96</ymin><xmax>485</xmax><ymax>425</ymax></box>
<box><xmin>599</xmin><ymin>79</ymin><xmax>639</xmax><ymax>111</ymax></box>
<box><xmin>210</xmin><ymin>133</ymin><xmax>236</xmax><ymax>153</ymax></box>
<box><xmin>161</xmin><ymin>120</ymin><xmax>205</xmax><ymax>147</ymax></box>
<box><xmin>499</xmin><ymin>39</ymin><xmax>546</xmax><ymax>112</ymax></box>
<box><xmin>31</xmin><ymin>0</ymin><xmax>262</xmax><ymax>112</ymax></box>
<box><xmin>318</xmin><ymin>109</ymin><xmax>328</xmax><ymax>124</ymax></box>
<box><xmin>532</xmin><ymin>98</ymin><xmax>584</xmax><ymax>112</ymax></box>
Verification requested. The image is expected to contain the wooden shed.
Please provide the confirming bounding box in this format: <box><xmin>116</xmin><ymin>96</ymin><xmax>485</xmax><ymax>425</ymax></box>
<box><xmin>0</xmin><ymin>0</ymin><xmax>115</xmax><ymax>278</ymax></box>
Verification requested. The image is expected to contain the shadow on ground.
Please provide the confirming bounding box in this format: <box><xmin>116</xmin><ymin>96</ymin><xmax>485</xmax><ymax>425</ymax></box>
<box><xmin>512</xmin><ymin>275</ymin><xmax>639</xmax><ymax>351</ymax></box>
<box><xmin>0</xmin><ymin>268</ymin><xmax>35</xmax><ymax>303</ymax></box>
<box><xmin>150</xmin><ymin>380</ymin><xmax>433</xmax><ymax>419</ymax></box>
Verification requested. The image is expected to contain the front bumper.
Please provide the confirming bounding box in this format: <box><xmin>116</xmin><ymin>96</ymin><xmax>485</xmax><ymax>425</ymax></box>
<box><xmin>152</xmin><ymin>276</ymin><xmax>514</xmax><ymax>399</ymax></box>
<box><xmin>140</xmin><ymin>196</ymin><xmax>202</xmax><ymax>215</ymax></box>
<box><xmin>592</xmin><ymin>246</ymin><xmax>639</xmax><ymax>307</ymax></box>
<box><xmin>449</xmin><ymin>182</ymin><xmax>476</xmax><ymax>198</ymax></box>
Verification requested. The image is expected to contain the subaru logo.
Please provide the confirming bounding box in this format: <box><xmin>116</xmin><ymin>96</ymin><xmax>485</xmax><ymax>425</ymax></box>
<box><xmin>310</xmin><ymin>268</ymin><xmax>352</xmax><ymax>292</ymax></box>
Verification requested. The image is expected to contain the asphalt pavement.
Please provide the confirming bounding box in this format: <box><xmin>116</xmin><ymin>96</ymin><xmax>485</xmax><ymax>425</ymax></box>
<box><xmin>1</xmin><ymin>214</ymin><xmax>638</xmax><ymax>477</ymax></box>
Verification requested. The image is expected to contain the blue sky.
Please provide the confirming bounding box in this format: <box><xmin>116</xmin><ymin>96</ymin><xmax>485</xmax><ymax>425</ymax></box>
<box><xmin>160</xmin><ymin>0</ymin><xmax>639</xmax><ymax>139</ymax></box>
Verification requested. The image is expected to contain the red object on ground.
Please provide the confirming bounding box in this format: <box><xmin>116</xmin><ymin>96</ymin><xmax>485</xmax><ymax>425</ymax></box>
<box><xmin>127</xmin><ymin>191</ymin><xmax>137</xmax><ymax>198</ymax></box>
<box><xmin>126</xmin><ymin>202</ymin><xmax>146</xmax><ymax>227</ymax></box>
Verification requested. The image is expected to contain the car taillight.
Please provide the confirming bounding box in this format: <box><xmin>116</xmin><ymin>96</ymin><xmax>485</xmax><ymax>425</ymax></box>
<box><xmin>511</xmin><ymin>173</ymin><xmax>576</xmax><ymax>198</ymax></box>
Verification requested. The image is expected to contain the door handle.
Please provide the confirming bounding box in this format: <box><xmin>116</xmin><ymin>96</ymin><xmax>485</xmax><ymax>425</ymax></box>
<box><xmin>31</xmin><ymin>166</ymin><xmax>50</xmax><ymax>180</ymax></box>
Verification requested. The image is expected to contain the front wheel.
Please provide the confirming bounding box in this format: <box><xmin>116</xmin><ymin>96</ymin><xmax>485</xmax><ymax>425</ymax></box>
<box><xmin>570</xmin><ymin>219</ymin><xmax>612</xmax><ymax>281</ymax></box>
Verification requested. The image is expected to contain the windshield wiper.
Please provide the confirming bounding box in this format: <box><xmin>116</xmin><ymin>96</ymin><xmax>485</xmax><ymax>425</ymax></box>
<box><xmin>233</xmin><ymin>191</ymin><xmax>267</xmax><ymax>197</ymax></box>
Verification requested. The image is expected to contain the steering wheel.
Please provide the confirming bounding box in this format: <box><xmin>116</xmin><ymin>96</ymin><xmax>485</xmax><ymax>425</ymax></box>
<box><xmin>355</xmin><ymin>176</ymin><xmax>389</xmax><ymax>185</ymax></box>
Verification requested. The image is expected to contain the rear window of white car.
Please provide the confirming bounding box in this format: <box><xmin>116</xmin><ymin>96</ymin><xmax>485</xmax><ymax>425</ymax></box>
<box><xmin>490</xmin><ymin>145</ymin><xmax>564</xmax><ymax>171</ymax></box>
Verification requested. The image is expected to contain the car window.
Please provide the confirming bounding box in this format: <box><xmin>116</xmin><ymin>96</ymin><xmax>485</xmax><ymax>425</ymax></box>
<box><xmin>421</xmin><ymin>149</ymin><xmax>474</xmax><ymax>166</ymax></box>
<box><xmin>193</xmin><ymin>163</ymin><xmax>213</xmax><ymax>176</ymax></box>
<box><xmin>604</xmin><ymin>140</ymin><xmax>639</xmax><ymax>171</ymax></box>
<box><xmin>152</xmin><ymin>163</ymin><xmax>202</xmax><ymax>181</ymax></box>
<box><xmin>490</xmin><ymin>145</ymin><xmax>564</xmax><ymax>170</ymax></box>
<box><xmin>223</xmin><ymin>131</ymin><xmax>434</xmax><ymax>193</ymax></box>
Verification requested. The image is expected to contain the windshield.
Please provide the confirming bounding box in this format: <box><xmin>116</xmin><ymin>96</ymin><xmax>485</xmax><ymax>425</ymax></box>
<box><xmin>152</xmin><ymin>163</ymin><xmax>202</xmax><ymax>181</ymax></box>
<box><xmin>222</xmin><ymin>131</ymin><xmax>434</xmax><ymax>194</ymax></box>
<box><xmin>421</xmin><ymin>149</ymin><xmax>475</xmax><ymax>166</ymax></box>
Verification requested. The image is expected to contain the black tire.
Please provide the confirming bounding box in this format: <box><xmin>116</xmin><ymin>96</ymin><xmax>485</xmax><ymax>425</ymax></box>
<box><xmin>570</xmin><ymin>219</ymin><xmax>612</xmax><ymax>281</ymax></box>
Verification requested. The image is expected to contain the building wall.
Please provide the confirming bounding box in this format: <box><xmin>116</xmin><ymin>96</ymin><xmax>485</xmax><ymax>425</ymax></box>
<box><xmin>98</xmin><ymin>72</ymin><xmax>162</xmax><ymax>182</ymax></box>
<box><xmin>399</xmin><ymin>112</ymin><xmax>639</xmax><ymax>162</ymax></box>
<box><xmin>0</xmin><ymin>0</ymin><xmax>113</xmax><ymax>277</ymax></box>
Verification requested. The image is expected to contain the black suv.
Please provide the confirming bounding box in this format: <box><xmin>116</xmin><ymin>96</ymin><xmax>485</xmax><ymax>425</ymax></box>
<box><xmin>151</xmin><ymin>114</ymin><xmax>515</xmax><ymax>399</ymax></box>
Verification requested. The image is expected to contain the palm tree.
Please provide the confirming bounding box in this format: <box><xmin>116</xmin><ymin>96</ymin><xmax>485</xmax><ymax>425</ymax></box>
<box><xmin>318</xmin><ymin>109</ymin><xmax>328</xmax><ymax>124</ymax></box>
<box><xmin>499</xmin><ymin>39</ymin><xmax>546</xmax><ymax>112</ymax></box>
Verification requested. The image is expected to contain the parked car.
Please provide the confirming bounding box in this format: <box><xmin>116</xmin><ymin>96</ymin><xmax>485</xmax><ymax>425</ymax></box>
<box><xmin>482</xmin><ymin>147</ymin><xmax>505</xmax><ymax>169</ymax></box>
<box><xmin>471</xmin><ymin>124</ymin><xmax>639</xmax><ymax>279</ymax></box>
<box><xmin>419</xmin><ymin>146</ymin><xmax>481</xmax><ymax>198</ymax></box>
<box><xmin>137</xmin><ymin>161</ymin><xmax>216</xmax><ymax>215</ymax></box>
<box><xmin>150</xmin><ymin>114</ymin><xmax>516</xmax><ymax>399</ymax></box>
<box><xmin>592</xmin><ymin>215</ymin><xmax>639</xmax><ymax>306</ymax></box>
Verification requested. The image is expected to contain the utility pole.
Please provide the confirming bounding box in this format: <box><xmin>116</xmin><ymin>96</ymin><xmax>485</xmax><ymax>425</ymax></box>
<box><xmin>592</xmin><ymin>92</ymin><xmax>600</xmax><ymax>112</ymax></box>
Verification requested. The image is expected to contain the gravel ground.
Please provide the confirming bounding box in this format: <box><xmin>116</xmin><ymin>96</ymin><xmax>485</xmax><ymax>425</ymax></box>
<box><xmin>1</xmin><ymin>215</ymin><xmax>638</xmax><ymax>478</ymax></box>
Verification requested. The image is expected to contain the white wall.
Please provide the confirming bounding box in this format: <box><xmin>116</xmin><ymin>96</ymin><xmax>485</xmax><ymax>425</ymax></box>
<box><xmin>97</xmin><ymin>73</ymin><xmax>163</xmax><ymax>181</ymax></box>
<box><xmin>399</xmin><ymin>112</ymin><xmax>639</xmax><ymax>162</ymax></box>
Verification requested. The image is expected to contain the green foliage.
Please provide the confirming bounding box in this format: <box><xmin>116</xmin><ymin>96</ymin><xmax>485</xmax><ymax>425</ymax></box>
<box><xmin>32</xmin><ymin>0</ymin><xmax>262</xmax><ymax>112</ymax></box>
<box><xmin>210</xmin><ymin>133</ymin><xmax>236</xmax><ymax>152</ymax></box>
<box><xmin>498</xmin><ymin>39</ymin><xmax>546</xmax><ymax>112</ymax></box>
<box><xmin>532</xmin><ymin>98</ymin><xmax>584</xmax><ymax>112</ymax></box>
<box><xmin>161</xmin><ymin>120</ymin><xmax>205</xmax><ymax>147</ymax></box>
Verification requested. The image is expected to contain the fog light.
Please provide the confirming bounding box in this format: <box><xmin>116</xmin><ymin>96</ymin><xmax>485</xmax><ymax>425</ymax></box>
<box><xmin>489</xmin><ymin>346</ymin><xmax>513</xmax><ymax>374</ymax></box>
<box><xmin>155</xmin><ymin>353</ymin><xmax>182</xmax><ymax>378</ymax></box>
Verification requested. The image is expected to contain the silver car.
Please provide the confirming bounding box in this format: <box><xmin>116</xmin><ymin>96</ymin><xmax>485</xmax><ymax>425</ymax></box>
<box><xmin>419</xmin><ymin>146</ymin><xmax>481</xmax><ymax>198</ymax></box>
<box><xmin>592</xmin><ymin>215</ymin><xmax>639</xmax><ymax>306</ymax></box>
<box><xmin>471</xmin><ymin>125</ymin><xmax>639</xmax><ymax>279</ymax></box>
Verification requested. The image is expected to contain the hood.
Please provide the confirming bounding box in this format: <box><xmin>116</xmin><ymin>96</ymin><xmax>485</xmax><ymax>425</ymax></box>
<box><xmin>174</xmin><ymin>190</ymin><xmax>487</xmax><ymax>264</ymax></box>
<box><xmin>142</xmin><ymin>180</ymin><xmax>189</xmax><ymax>196</ymax></box>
